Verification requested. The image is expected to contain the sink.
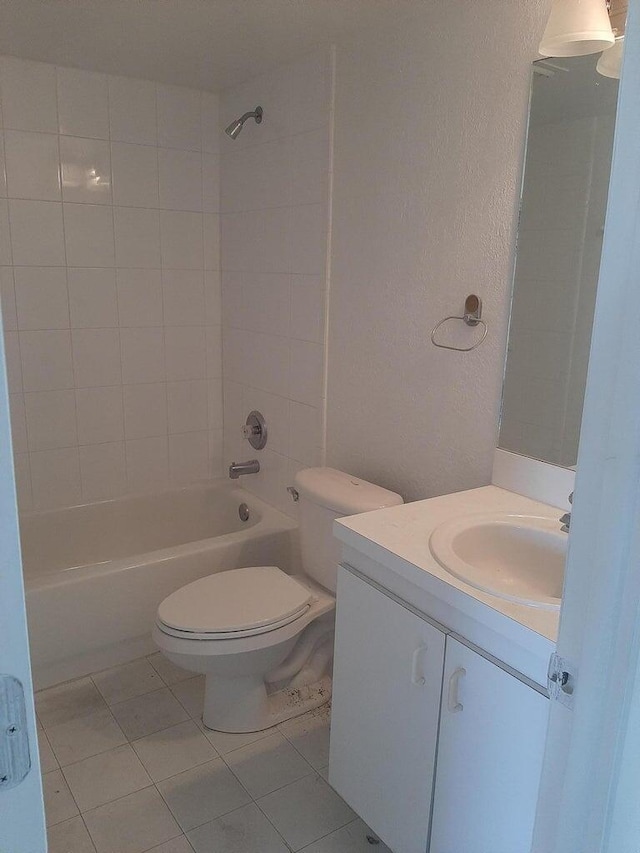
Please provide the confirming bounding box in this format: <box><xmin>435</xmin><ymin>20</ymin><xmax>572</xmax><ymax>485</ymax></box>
<box><xmin>429</xmin><ymin>513</ymin><xmax>566</xmax><ymax>610</ymax></box>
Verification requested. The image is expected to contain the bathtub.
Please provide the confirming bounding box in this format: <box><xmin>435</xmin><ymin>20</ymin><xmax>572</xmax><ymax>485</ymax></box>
<box><xmin>21</xmin><ymin>482</ymin><xmax>298</xmax><ymax>689</ymax></box>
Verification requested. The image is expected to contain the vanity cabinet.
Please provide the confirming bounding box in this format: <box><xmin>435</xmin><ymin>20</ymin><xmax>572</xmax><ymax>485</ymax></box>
<box><xmin>430</xmin><ymin>636</ymin><xmax>548</xmax><ymax>853</ymax></box>
<box><xmin>329</xmin><ymin>565</ymin><xmax>445</xmax><ymax>853</ymax></box>
<box><xmin>329</xmin><ymin>566</ymin><xmax>549</xmax><ymax>853</ymax></box>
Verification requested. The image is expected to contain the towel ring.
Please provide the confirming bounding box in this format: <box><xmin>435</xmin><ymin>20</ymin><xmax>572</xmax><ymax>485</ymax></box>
<box><xmin>431</xmin><ymin>294</ymin><xmax>488</xmax><ymax>352</ymax></box>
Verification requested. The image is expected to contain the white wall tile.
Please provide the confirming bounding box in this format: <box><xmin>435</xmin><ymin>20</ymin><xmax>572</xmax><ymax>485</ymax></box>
<box><xmin>289</xmin><ymin>204</ymin><xmax>326</xmax><ymax>274</ymax></box>
<box><xmin>114</xmin><ymin>207</ymin><xmax>161</xmax><ymax>268</ymax></box>
<box><xmin>203</xmin><ymin>213</ymin><xmax>219</xmax><ymax>271</ymax></box>
<box><xmin>201</xmin><ymin>93</ymin><xmax>220</xmax><ymax>154</ymax></box>
<box><xmin>167</xmin><ymin>380</ymin><xmax>208</xmax><ymax>433</ymax></box>
<box><xmin>68</xmin><ymin>268</ymin><xmax>118</xmax><ymax>328</ymax></box>
<box><xmin>123</xmin><ymin>382</ymin><xmax>167</xmax><ymax>440</ymax></box>
<box><xmin>3</xmin><ymin>331</ymin><xmax>22</xmax><ymax>389</ymax></box>
<box><xmin>0</xmin><ymin>267</ymin><xmax>17</xmax><ymax>330</ymax></box>
<box><xmin>117</xmin><ymin>269</ymin><xmax>163</xmax><ymax>327</ymax></box>
<box><xmin>57</xmin><ymin>68</ymin><xmax>109</xmax><ymax>139</ymax></box>
<box><xmin>160</xmin><ymin>210</ymin><xmax>203</xmax><ymax>269</ymax></box>
<box><xmin>207</xmin><ymin>378</ymin><xmax>223</xmax><ymax>431</ymax></box>
<box><xmin>30</xmin><ymin>447</ymin><xmax>81</xmax><ymax>509</ymax></box>
<box><xmin>120</xmin><ymin>327</ymin><xmax>165</xmax><ymax>384</ymax></box>
<box><xmin>0</xmin><ymin>138</ymin><xmax>6</xmax><ymax>197</ymax></box>
<box><xmin>157</xmin><ymin>85</ymin><xmax>201</xmax><ymax>151</ymax></box>
<box><xmin>125</xmin><ymin>436</ymin><xmax>169</xmax><ymax>493</ymax></box>
<box><xmin>162</xmin><ymin>270</ymin><xmax>205</xmax><ymax>326</ymax></box>
<box><xmin>20</xmin><ymin>330</ymin><xmax>73</xmax><ymax>391</ymax></box>
<box><xmin>76</xmin><ymin>386</ymin><xmax>124</xmax><ymax>445</ymax></box>
<box><xmin>289</xmin><ymin>339</ymin><xmax>324</xmax><ymax>407</ymax></box>
<box><xmin>60</xmin><ymin>136</ymin><xmax>112</xmax><ymax>205</ymax></box>
<box><xmin>8</xmin><ymin>393</ymin><xmax>28</xmax><ymax>452</ymax></box>
<box><xmin>64</xmin><ymin>203</ymin><xmax>115</xmax><ymax>267</ymax></box>
<box><xmin>72</xmin><ymin>328</ymin><xmax>121</xmax><ymax>388</ymax></box>
<box><xmin>290</xmin><ymin>275</ymin><xmax>325</xmax><ymax>343</ymax></box>
<box><xmin>205</xmin><ymin>325</ymin><xmax>222</xmax><ymax>377</ymax></box>
<box><xmin>291</xmin><ymin>52</ymin><xmax>331</xmax><ymax>133</ymax></box>
<box><xmin>79</xmin><ymin>442</ymin><xmax>126</xmax><ymax>501</ymax></box>
<box><xmin>0</xmin><ymin>57</ymin><xmax>58</xmax><ymax>132</ymax></box>
<box><xmin>4</xmin><ymin>131</ymin><xmax>60</xmax><ymax>200</ymax></box>
<box><xmin>111</xmin><ymin>142</ymin><xmax>159</xmax><ymax>208</ymax></box>
<box><xmin>24</xmin><ymin>389</ymin><xmax>77</xmax><ymax>451</ymax></box>
<box><xmin>0</xmin><ymin>200</ymin><xmax>12</xmax><ymax>264</ymax></box>
<box><xmin>164</xmin><ymin>326</ymin><xmax>206</xmax><ymax>381</ymax></box>
<box><xmin>208</xmin><ymin>429</ymin><xmax>223</xmax><ymax>478</ymax></box>
<box><xmin>158</xmin><ymin>148</ymin><xmax>202</xmax><ymax>211</ymax></box>
<box><xmin>202</xmin><ymin>153</ymin><xmax>220</xmax><ymax>213</ymax></box>
<box><xmin>14</xmin><ymin>267</ymin><xmax>69</xmax><ymax>330</ymax></box>
<box><xmin>289</xmin><ymin>401</ymin><xmax>321</xmax><ymax>465</ymax></box>
<box><xmin>169</xmin><ymin>431</ymin><xmax>208</xmax><ymax>485</ymax></box>
<box><xmin>108</xmin><ymin>76</ymin><xmax>157</xmax><ymax>145</ymax></box>
<box><xmin>9</xmin><ymin>200</ymin><xmax>65</xmax><ymax>266</ymax></box>
<box><xmin>13</xmin><ymin>452</ymin><xmax>33</xmax><ymax>511</ymax></box>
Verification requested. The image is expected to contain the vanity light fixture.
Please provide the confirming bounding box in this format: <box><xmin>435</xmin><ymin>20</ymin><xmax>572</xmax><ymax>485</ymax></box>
<box><xmin>596</xmin><ymin>35</ymin><xmax>624</xmax><ymax>77</ymax></box>
<box><xmin>539</xmin><ymin>0</ymin><xmax>615</xmax><ymax>57</ymax></box>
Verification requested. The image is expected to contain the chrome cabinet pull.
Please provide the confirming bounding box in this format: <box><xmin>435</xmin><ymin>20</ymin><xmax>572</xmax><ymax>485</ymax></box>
<box><xmin>447</xmin><ymin>667</ymin><xmax>466</xmax><ymax>712</ymax></box>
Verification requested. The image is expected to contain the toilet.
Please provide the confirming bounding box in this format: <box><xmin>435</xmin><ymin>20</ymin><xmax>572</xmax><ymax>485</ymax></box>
<box><xmin>153</xmin><ymin>467</ymin><xmax>403</xmax><ymax>732</ymax></box>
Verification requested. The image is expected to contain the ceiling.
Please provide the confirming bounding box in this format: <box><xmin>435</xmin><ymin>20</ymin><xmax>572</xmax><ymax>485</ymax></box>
<box><xmin>0</xmin><ymin>0</ymin><xmax>399</xmax><ymax>92</ymax></box>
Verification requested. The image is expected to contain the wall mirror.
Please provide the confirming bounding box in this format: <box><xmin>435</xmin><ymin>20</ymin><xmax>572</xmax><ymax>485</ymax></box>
<box><xmin>499</xmin><ymin>55</ymin><xmax>619</xmax><ymax>468</ymax></box>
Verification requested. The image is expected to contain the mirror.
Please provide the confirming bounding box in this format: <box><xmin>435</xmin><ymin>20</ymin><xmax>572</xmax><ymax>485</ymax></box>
<box><xmin>499</xmin><ymin>55</ymin><xmax>619</xmax><ymax>468</ymax></box>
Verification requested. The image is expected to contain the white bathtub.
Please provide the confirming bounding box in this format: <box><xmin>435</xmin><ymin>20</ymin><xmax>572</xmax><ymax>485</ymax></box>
<box><xmin>21</xmin><ymin>482</ymin><xmax>298</xmax><ymax>689</ymax></box>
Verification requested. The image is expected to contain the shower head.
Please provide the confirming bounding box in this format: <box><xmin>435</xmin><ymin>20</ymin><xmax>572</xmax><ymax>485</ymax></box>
<box><xmin>225</xmin><ymin>106</ymin><xmax>263</xmax><ymax>140</ymax></box>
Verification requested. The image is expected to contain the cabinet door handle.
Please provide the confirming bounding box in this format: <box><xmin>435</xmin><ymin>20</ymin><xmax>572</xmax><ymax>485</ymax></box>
<box><xmin>447</xmin><ymin>667</ymin><xmax>466</xmax><ymax>712</ymax></box>
<box><xmin>411</xmin><ymin>644</ymin><xmax>428</xmax><ymax>686</ymax></box>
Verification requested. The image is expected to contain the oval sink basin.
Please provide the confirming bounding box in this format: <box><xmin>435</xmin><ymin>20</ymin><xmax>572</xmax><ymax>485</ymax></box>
<box><xmin>429</xmin><ymin>513</ymin><xmax>566</xmax><ymax>610</ymax></box>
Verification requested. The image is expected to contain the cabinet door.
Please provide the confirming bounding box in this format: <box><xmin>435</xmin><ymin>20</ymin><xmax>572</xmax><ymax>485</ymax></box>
<box><xmin>430</xmin><ymin>637</ymin><xmax>549</xmax><ymax>853</ymax></box>
<box><xmin>329</xmin><ymin>567</ymin><xmax>445</xmax><ymax>853</ymax></box>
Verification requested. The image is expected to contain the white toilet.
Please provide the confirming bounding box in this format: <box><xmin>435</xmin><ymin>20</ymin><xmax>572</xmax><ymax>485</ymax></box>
<box><xmin>153</xmin><ymin>467</ymin><xmax>402</xmax><ymax>732</ymax></box>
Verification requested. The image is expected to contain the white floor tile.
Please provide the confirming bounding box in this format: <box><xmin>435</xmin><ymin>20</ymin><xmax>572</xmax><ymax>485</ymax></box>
<box><xmin>146</xmin><ymin>838</ymin><xmax>194</xmax><ymax>853</ymax></box>
<box><xmin>187</xmin><ymin>803</ymin><xmax>289</xmax><ymax>853</ymax></box>
<box><xmin>147</xmin><ymin>652</ymin><xmax>193</xmax><ymax>686</ymax></box>
<box><xmin>170</xmin><ymin>676</ymin><xmax>205</xmax><ymax>719</ymax></box>
<box><xmin>225</xmin><ymin>732</ymin><xmax>313</xmax><ymax>798</ymax></box>
<box><xmin>46</xmin><ymin>707</ymin><xmax>127</xmax><ymax>767</ymax></box>
<box><xmin>300</xmin><ymin>819</ymin><xmax>390</xmax><ymax>853</ymax></box>
<box><xmin>83</xmin><ymin>786</ymin><xmax>181</xmax><ymax>853</ymax></box>
<box><xmin>110</xmin><ymin>688</ymin><xmax>189</xmax><ymax>740</ymax></box>
<box><xmin>43</xmin><ymin>769</ymin><xmax>79</xmax><ymax>827</ymax></box>
<box><xmin>62</xmin><ymin>744</ymin><xmax>151</xmax><ymax>812</ymax></box>
<box><xmin>197</xmin><ymin>721</ymin><xmax>276</xmax><ymax>755</ymax></box>
<box><xmin>47</xmin><ymin>815</ymin><xmax>97</xmax><ymax>853</ymax></box>
<box><xmin>37</xmin><ymin>678</ymin><xmax>107</xmax><ymax>728</ymax></box>
<box><xmin>157</xmin><ymin>758</ymin><xmax>251</xmax><ymax>832</ymax></box>
<box><xmin>38</xmin><ymin>726</ymin><xmax>59</xmax><ymax>773</ymax></box>
<box><xmin>92</xmin><ymin>659</ymin><xmax>164</xmax><ymax>705</ymax></box>
<box><xmin>258</xmin><ymin>774</ymin><xmax>355</xmax><ymax>852</ymax></box>
<box><xmin>132</xmin><ymin>721</ymin><xmax>218</xmax><ymax>782</ymax></box>
<box><xmin>279</xmin><ymin>706</ymin><xmax>331</xmax><ymax>770</ymax></box>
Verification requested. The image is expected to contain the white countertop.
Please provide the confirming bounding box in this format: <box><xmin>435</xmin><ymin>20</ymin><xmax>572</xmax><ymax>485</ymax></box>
<box><xmin>334</xmin><ymin>485</ymin><xmax>563</xmax><ymax>687</ymax></box>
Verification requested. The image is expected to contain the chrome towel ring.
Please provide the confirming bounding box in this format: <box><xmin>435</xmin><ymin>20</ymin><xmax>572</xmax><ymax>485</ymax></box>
<box><xmin>431</xmin><ymin>294</ymin><xmax>488</xmax><ymax>352</ymax></box>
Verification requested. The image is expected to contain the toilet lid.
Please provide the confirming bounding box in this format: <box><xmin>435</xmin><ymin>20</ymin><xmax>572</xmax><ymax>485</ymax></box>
<box><xmin>157</xmin><ymin>566</ymin><xmax>313</xmax><ymax>635</ymax></box>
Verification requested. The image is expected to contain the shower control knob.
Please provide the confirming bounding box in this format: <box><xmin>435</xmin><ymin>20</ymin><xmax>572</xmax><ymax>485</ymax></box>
<box><xmin>242</xmin><ymin>410</ymin><xmax>267</xmax><ymax>450</ymax></box>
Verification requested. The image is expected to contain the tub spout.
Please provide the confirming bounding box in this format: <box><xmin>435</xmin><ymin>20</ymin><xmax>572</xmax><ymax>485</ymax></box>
<box><xmin>229</xmin><ymin>459</ymin><xmax>260</xmax><ymax>479</ymax></box>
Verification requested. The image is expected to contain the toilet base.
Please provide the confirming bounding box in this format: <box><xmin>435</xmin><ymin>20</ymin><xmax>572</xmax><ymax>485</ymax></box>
<box><xmin>202</xmin><ymin>674</ymin><xmax>332</xmax><ymax>733</ymax></box>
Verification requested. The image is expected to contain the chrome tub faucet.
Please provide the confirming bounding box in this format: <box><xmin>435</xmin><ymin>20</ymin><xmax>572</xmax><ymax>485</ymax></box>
<box><xmin>560</xmin><ymin>492</ymin><xmax>573</xmax><ymax>533</ymax></box>
<box><xmin>228</xmin><ymin>459</ymin><xmax>260</xmax><ymax>479</ymax></box>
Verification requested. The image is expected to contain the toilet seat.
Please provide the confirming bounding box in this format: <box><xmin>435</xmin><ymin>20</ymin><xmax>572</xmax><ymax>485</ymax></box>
<box><xmin>157</xmin><ymin>566</ymin><xmax>314</xmax><ymax>641</ymax></box>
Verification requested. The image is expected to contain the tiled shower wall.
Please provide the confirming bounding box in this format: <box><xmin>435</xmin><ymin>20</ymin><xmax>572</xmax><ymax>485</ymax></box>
<box><xmin>220</xmin><ymin>50</ymin><xmax>333</xmax><ymax>516</ymax></box>
<box><xmin>0</xmin><ymin>57</ymin><xmax>222</xmax><ymax>511</ymax></box>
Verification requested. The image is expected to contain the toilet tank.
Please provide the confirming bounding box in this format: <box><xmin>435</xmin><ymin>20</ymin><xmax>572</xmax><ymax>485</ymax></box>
<box><xmin>294</xmin><ymin>467</ymin><xmax>403</xmax><ymax>592</ymax></box>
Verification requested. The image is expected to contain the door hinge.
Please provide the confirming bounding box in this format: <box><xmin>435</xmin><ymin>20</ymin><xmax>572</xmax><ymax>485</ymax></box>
<box><xmin>547</xmin><ymin>653</ymin><xmax>576</xmax><ymax>709</ymax></box>
<box><xmin>0</xmin><ymin>675</ymin><xmax>31</xmax><ymax>791</ymax></box>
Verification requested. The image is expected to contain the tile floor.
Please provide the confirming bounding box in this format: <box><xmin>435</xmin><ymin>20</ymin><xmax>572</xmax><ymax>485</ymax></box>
<box><xmin>36</xmin><ymin>653</ymin><xmax>390</xmax><ymax>853</ymax></box>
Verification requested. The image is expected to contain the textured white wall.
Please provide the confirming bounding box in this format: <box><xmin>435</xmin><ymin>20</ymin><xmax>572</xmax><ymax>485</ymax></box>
<box><xmin>326</xmin><ymin>1</ymin><xmax>549</xmax><ymax>502</ymax></box>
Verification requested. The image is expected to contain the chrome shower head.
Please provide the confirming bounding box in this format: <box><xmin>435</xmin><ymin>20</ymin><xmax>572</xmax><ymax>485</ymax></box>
<box><xmin>224</xmin><ymin>106</ymin><xmax>263</xmax><ymax>140</ymax></box>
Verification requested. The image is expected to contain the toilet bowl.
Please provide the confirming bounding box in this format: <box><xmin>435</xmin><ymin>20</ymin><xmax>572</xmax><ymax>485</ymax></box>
<box><xmin>154</xmin><ymin>467</ymin><xmax>403</xmax><ymax>732</ymax></box>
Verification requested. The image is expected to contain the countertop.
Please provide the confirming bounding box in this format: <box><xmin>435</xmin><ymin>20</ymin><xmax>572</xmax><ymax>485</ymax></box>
<box><xmin>334</xmin><ymin>485</ymin><xmax>563</xmax><ymax>687</ymax></box>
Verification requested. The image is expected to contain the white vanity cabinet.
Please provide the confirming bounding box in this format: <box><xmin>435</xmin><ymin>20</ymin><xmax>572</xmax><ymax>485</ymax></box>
<box><xmin>329</xmin><ymin>566</ymin><xmax>445</xmax><ymax>853</ymax></box>
<box><xmin>430</xmin><ymin>636</ymin><xmax>548</xmax><ymax>853</ymax></box>
<box><xmin>329</xmin><ymin>566</ymin><xmax>549</xmax><ymax>853</ymax></box>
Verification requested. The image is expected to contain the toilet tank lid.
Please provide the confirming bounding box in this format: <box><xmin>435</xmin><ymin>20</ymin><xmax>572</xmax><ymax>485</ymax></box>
<box><xmin>294</xmin><ymin>467</ymin><xmax>403</xmax><ymax>515</ymax></box>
